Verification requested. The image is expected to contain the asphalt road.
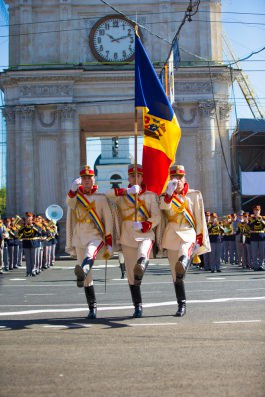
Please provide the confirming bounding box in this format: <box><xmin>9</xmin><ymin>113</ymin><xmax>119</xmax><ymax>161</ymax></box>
<box><xmin>0</xmin><ymin>258</ymin><xmax>265</xmax><ymax>397</ymax></box>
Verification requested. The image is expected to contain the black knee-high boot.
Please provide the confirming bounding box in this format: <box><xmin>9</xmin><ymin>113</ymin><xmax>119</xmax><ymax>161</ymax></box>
<box><xmin>174</xmin><ymin>278</ymin><xmax>186</xmax><ymax>317</ymax></box>
<box><xmin>129</xmin><ymin>284</ymin><xmax>142</xmax><ymax>318</ymax></box>
<box><xmin>84</xmin><ymin>286</ymin><xmax>97</xmax><ymax>319</ymax></box>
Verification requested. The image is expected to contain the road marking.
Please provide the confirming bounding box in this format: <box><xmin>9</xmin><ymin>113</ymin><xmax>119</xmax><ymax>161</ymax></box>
<box><xmin>24</xmin><ymin>294</ymin><xmax>56</xmax><ymax>296</ymax></box>
<box><xmin>9</xmin><ymin>278</ymin><xmax>27</xmax><ymax>281</ymax></box>
<box><xmin>129</xmin><ymin>323</ymin><xmax>178</xmax><ymax>327</ymax></box>
<box><xmin>0</xmin><ymin>296</ymin><xmax>265</xmax><ymax>316</ymax></box>
<box><xmin>214</xmin><ymin>320</ymin><xmax>262</xmax><ymax>324</ymax></box>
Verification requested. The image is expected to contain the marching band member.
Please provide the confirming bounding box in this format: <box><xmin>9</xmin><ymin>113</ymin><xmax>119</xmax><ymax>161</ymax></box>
<box><xmin>18</xmin><ymin>212</ymin><xmax>42</xmax><ymax>276</ymax></box>
<box><xmin>249</xmin><ymin>205</ymin><xmax>265</xmax><ymax>271</ymax></box>
<box><xmin>66</xmin><ymin>165</ymin><xmax>113</xmax><ymax>319</ymax></box>
<box><xmin>160</xmin><ymin>165</ymin><xmax>210</xmax><ymax>317</ymax></box>
<box><xmin>208</xmin><ymin>213</ymin><xmax>224</xmax><ymax>273</ymax></box>
<box><xmin>5</xmin><ymin>218</ymin><xmax>16</xmax><ymax>270</ymax></box>
<box><xmin>106</xmin><ymin>164</ymin><xmax>161</xmax><ymax>318</ymax></box>
<box><xmin>0</xmin><ymin>219</ymin><xmax>7</xmax><ymax>274</ymax></box>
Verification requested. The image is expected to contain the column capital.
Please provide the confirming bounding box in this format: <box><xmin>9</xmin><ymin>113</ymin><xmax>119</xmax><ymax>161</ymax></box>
<box><xmin>16</xmin><ymin>105</ymin><xmax>35</xmax><ymax>120</ymax></box>
<box><xmin>219</xmin><ymin>101</ymin><xmax>232</xmax><ymax>120</ymax></box>
<box><xmin>2</xmin><ymin>107</ymin><xmax>16</xmax><ymax>123</ymax></box>
<box><xmin>56</xmin><ymin>105</ymin><xmax>76</xmax><ymax>120</ymax></box>
<box><xmin>198</xmin><ymin>100</ymin><xmax>216</xmax><ymax>117</ymax></box>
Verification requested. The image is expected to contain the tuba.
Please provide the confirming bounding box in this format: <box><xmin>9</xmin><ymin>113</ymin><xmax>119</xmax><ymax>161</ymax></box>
<box><xmin>45</xmin><ymin>204</ymin><xmax>63</xmax><ymax>224</ymax></box>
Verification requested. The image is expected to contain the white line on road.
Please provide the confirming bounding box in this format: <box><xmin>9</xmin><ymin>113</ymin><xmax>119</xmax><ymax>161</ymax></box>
<box><xmin>129</xmin><ymin>323</ymin><xmax>178</xmax><ymax>327</ymax></box>
<box><xmin>213</xmin><ymin>320</ymin><xmax>262</xmax><ymax>324</ymax></box>
<box><xmin>1</xmin><ymin>296</ymin><xmax>265</xmax><ymax>316</ymax></box>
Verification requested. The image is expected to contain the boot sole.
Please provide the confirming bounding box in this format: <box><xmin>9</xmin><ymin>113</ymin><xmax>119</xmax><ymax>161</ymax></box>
<box><xmin>74</xmin><ymin>265</ymin><xmax>85</xmax><ymax>288</ymax></box>
<box><xmin>134</xmin><ymin>263</ymin><xmax>144</xmax><ymax>285</ymax></box>
<box><xmin>175</xmin><ymin>261</ymin><xmax>186</xmax><ymax>276</ymax></box>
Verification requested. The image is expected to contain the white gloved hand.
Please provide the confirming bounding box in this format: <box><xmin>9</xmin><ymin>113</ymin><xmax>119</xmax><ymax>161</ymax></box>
<box><xmin>71</xmin><ymin>177</ymin><xmax>81</xmax><ymax>192</ymax></box>
<box><xmin>133</xmin><ymin>221</ymin><xmax>142</xmax><ymax>231</ymax></box>
<box><xmin>166</xmin><ymin>179</ymin><xmax>177</xmax><ymax>196</ymax></box>
<box><xmin>107</xmin><ymin>245</ymin><xmax>113</xmax><ymax>256</ymax></box>
<box><xmin>127</xmin><ymin>185</ymin><xmax>141</xmax><ymax>195</ymax></box>
<box><xmin>103</xmin><ymin>245</ymin><xmax>113</xmax><ymax>260</ymax></box>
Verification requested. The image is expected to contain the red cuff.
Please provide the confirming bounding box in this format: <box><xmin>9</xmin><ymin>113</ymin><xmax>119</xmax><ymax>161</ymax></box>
<box><xmin>105</xmin><ymin>234</ymin><xmax>112</xmax><ymax>247</ymax></box>
<box><xmin>68</xmin><ymin>190</ymin><xmax>77</xmax><ymax>198</ymax></box>
<box><xmin>141</xmin><ymin>221</ymin><xmax>152</xmax><ymax>233</ymax></box>
<box><xmin>196</xmin><ymin>233</ymin><xmax>203</xmax><ymax>246</ymax></box>
<box><xmin>114</xmin><ymin>188</ymin><xmax>127</xmax><ymax>196</ymax></box>
<box><xmin>164</xmin><ymin>194</ymin><xmax>173</xmax><ymax>203</ymax></box>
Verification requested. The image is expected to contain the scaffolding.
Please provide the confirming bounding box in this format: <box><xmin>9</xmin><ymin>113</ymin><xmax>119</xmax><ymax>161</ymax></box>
<box><xmin>223</xmin><ymin>33</ymin><xmax>264</xmax><ymax>119</ymax></box>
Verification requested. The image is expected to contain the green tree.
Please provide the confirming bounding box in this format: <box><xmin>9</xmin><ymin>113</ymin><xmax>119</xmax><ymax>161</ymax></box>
<box><xmin>0</xmin><ymin>187</ymin><xmax>6</xmax><ymax>217</ymax></box>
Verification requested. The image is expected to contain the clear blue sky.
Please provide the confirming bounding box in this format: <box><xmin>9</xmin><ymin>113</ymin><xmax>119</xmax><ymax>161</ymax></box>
<box><xmin>0</xmin><ymin>0</ymin><xmax>265</xmax><ymax>184</ymax></box>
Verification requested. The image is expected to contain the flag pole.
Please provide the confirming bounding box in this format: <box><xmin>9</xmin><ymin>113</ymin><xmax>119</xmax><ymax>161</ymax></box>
<box><xmin>134</xmin><ymin>26</ymin><xmax>139</xmax><ymax>221</ymax></box>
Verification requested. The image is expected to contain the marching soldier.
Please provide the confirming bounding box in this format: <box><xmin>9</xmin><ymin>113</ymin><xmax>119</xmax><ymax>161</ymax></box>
<box><xmin>208</xmin><ymin>213</ymin><xmax>224</xmax><ymax>273</ymax></box>
<box><xmin>160</xmin><ymin>165</ymin><xmax>210</xmax><ymax>316</ymax></box>
<box><xmin>66</xmin><ymin>165</ymin><xmax>113</xmax><ymax>319</ymax></box>
<box><xmin>249</xmin><ymin>205</ymin><xmax>265</xmax><ymax>271</ymax></box>
<box><xmin>106</xmin><ymin>164</ymin><xmax>161</xmax><ymax>318</ymax></box>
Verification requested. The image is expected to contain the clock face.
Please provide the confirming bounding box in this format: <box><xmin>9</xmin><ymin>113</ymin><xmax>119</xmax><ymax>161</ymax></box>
<box><xmin>89</xmin><ymin>15</ymin><xmax>136</xmax><ymax>63</ymax></box>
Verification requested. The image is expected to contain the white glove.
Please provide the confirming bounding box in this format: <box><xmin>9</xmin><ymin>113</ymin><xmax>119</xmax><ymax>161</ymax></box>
<box><xmin>107</xmin><ymin>245</ymin><xmax>113</xmax><ymax>256</ymax></box>
<box><xmin>133</xmin><ymin>221</ymin><xmax>142</xmax><ymax>231</ymax></box>
<box><xmin>166</xmin><ymin>179</ymin><xmax>177</xmax><ymax>196</ymax></box>
<box><xmin>71</xmin><ymin>177</ymin><xmax>81</xmax><ymax>192</ymax></box>
<box><xmin>127</xmin><ymin>185</ymin><xmax>141</xmax><ymax>195</ymax></box>
<box><xmin>103</xmin><ymin>245</ymin><xmax>113</xmax><ymax>260</ymax></box>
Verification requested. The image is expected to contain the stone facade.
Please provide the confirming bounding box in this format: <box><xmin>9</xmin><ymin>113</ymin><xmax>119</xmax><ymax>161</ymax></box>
<box><xmin>0</xmin><ymin>0</ymin><xmax>234</xmax><ymax>249</ymax></box>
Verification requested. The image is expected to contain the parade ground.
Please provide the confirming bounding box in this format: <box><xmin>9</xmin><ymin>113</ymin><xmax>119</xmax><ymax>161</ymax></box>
<box><xmin>0</xmin><ymin>257</ymin><xmax>265</xmax><ymax>397</ymax></box>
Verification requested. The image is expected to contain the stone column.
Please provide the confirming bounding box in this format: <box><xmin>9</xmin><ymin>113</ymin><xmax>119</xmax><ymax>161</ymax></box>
<box><xmin>59</xmin><ymin>0</ymin><xmax>72</xmax><ymax>63</ymax></box>
<box><xmin>219</xmin><ymin>101</ymin><xmax>233</xmax><ymax>213</ymax></box>
<box><xmin>3</xmin><ymin>108</ymin><xmax>16</xmax><ymax>215</ymax></box>
<box><xmin>57</xmin><ymin>104</ymin><xmax>78</xmax><ymax>252</ymax></box>
<box><xmin>15</xmin><ymin>105</ymin><xmax>35</xmax><ymax>214</ymax></box>
<box><xmin>19</xmin><ymin>0</ymin><xmax>33</xmax><ymax>65</ymax></box>
<box><xmin>198</xmin><ymin>100</ymin><xmax>220</xmax><ymax>212</ymax></box>
<box><xmin>57</xmin><ymin>105</ymin><xmax>79</xmax><ymax>197</ymax></box>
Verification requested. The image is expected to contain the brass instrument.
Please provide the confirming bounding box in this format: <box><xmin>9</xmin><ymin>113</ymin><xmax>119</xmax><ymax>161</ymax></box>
<box><xmin>45</xmin><ymin>204</ymin><xmax>63</xmax><ymax>224</ymax></box>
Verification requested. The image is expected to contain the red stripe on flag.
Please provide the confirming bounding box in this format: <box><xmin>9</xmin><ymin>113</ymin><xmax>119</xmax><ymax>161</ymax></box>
<box><xmin>142</xmin><ymin>146</ymin><xmax>172</xmax><ymax>195</ymax></box>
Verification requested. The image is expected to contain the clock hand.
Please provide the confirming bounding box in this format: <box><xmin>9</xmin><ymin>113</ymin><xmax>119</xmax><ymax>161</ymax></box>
<box><xmin>106</xmin><ymin>33</ymin><xmax>116</xmax><ymax>40</ymax></box>
<box><xmin>112</xmin><ymin>34</ymin><xmax>131</xmax><ymax>41</ymax></box>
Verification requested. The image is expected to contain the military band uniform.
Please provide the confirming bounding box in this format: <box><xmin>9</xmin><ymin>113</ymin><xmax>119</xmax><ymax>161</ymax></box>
<box><xmin>223</xmin><ymin>216</ymin><xmax>236</xmax><ymax>264</ymax></box>
<box><xmin>237</xmin><ymin>214</ymin><xmax>251</xmax><ymax>269</ymax></box>
<box><xmin>203</xmin><ymin>212</ymin><xmax>211</xmax><ymax>271</ymax></box>
<box><xmin>249</xmin><ymin>205</ymin><xmax>265</xmax><ymax>271</ymax></box>
<box><xmin>66</xmin><ymin>165</ymin><xmax>113</xmax><ymax>319</ymax></box>
<box><xmin>0</xmin><ymin>220</ymin><xmax>6</xmax><ymax>274</ymax></box>
<box><xmin>160</xmin><ymin>165</ymin><xmax>210</xmax><ymax>316</ymax></box>
<box><xmin>18</xmin><ymin>212</ymin><xmax>42</xmax><ymax>277</ymax></box>
<box><xmin>106</xmin><ymin>164</ymin><xmax>161</xmax><ymax>318</ymax></box>
<box><xmin>208</xmin><ymin>213</ymin><xmax>224</xmax><ymax>272</ymax></box>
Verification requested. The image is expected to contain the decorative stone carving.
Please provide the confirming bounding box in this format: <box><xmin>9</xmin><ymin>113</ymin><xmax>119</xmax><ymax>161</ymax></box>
<box><xmin>175</xmin><ymin>81</ymin><xmax>211</xmax><ymax>94</ymax></box>
<box><xmin>56</xmin><ymin>105</ymin><xmax>76</xmax><ymax>120</ymax></box>
<box><xmin>175</xmin><ymin>106</ymin><xmax>197</xmax><ymax>124</ymax></box>
<box><xmin>20</xmin><ymin>84</ymin><xmax>72</xmax><ymax>97</ymax></box>
<box><xmin>37</xmin><ymin>109</ymin><xmax>57</xmax><ymax>127</ymax></box>
<box><xmin>2</xmin><ymin>108</ymin><xmax>16</xmax><ymax>123</ymax></box>
<box><xmin>198</xmin><ymin>100</ymin><xmax>216</xmax><ymax>117</ymax></box>
<box><xmin>15</xmin><ymin>105</ymin><xmax>35</xmax><ymax>120</ymax></box>
<box><xmin>219</xmin><ymin>102</ymin><xmax>232</xmax><ymax>120</ymax></box>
